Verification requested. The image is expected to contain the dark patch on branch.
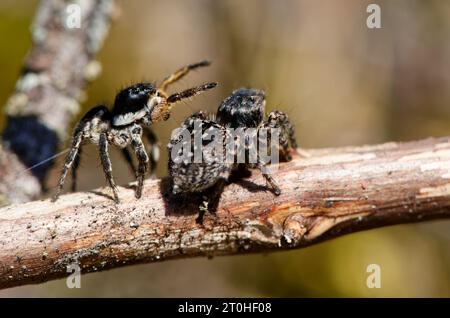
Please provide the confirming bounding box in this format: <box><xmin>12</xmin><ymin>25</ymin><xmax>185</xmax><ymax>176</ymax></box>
<box><xmin>2</xmin><ymin>116</ymin><xmax>59</xmax><ymax>182</ymax></box>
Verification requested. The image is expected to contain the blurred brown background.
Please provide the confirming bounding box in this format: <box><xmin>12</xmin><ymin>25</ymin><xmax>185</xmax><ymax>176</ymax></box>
<box><xmin>0</xmin><ymin>0</ymin><xmax>449</xmax><ymax>297</ymax></box>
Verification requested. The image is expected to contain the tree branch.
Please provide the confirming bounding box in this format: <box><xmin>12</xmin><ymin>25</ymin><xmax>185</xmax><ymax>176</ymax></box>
<box><xmin>0</xmin><ymin>0</ymin><xmax>115</xmax><ymax>205</ymax></box>
<box><xmin>1</xmin><ymin>136</ymin><xmax>450</xmax><ymax>289</ymax></box>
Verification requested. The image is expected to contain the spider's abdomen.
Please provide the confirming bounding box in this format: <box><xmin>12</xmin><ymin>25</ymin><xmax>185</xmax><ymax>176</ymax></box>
<box><xmin>216</xmin><ymin>88</ymin><xmax>266</xmax><ymax>128</ymax></box>
<box><xmin>168</xmin><ymin>112</ymin><xmax>231</xmax><ymax>194</ymax></box>
<box><xmin>170</xmin><ymin>160</ymin><xmax>230</xmax><ymax>194</ymax></box>
<box><xmin>111</xmin><ymin>82</ymin><xmax>156</xmax><ymax>126</ymax></box>
<box><xmin>75</xmin><ymin>105</ymin><xmax>111</xmax><ymax>144</ymax></box>
<box><xmin>80</xmin><ymin>105</ymin><xmax>110</xmax><ymax>123</ymax></box>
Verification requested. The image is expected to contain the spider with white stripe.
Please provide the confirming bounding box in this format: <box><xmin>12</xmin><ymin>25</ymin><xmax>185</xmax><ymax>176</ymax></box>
<box><xmin>53</xmin><ymin>61</ymin><xmax>217</xmax><ymax>203</ymax></box>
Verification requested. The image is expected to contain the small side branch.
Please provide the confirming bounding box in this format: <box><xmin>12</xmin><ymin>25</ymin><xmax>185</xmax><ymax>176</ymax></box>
<box><xmin>0</xmin><ymin>136</ymin><xmax>449</xmax><ymax>289</ymax></box>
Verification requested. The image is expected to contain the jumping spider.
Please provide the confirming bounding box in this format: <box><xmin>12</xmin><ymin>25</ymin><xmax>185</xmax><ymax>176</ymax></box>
<box><xmin>167</xmin><ymin>88</ymin><xmax>297</xmax><ymax>215</ymax></box>
<box><xmin>53</xmin><ymin>61</ymin><xmax>217</xmax><ymax>203</ymax></box>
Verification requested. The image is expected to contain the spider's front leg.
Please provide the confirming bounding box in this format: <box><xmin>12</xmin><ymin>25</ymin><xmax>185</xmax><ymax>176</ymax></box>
<box><xmin>166</xmin><ymin>82</ymin><xmax>218</xmax><ymax>105</ymax></box>
<box><xmin>130</xmin><ymin>125</ymin><xmax>149</xmax><ymax>199</ymax></box>
<box><xmin>158</xmin><ymin>60</ymin><xmax>211</xmax><ymax>91</ymax></box>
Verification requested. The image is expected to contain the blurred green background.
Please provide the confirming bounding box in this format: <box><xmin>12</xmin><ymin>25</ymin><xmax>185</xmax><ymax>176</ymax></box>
<box><xmin>1</xmin><ymin>0</ymin><xmax>450</xmax><ymax>297</ymax></box>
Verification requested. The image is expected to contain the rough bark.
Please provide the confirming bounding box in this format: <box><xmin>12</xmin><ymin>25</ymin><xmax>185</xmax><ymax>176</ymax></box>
<box><xmin>0</xmin><ymin>0</ymin><xmax>115</xmax><ymax>205</ymax></box>
<box><xmin>0</xmin><ymin>136</ymin><xmax>449</xmax><ymax>289</ymax></box>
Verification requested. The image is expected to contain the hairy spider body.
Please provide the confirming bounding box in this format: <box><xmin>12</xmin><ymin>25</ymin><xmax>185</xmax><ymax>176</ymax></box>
<box><xmin>53</xmin><ymin>61</ymin><xmax>217</xmax><ymax>203</ymax></box>
<box><xmin>168</xmin><ymin>89</ymin><xmax>297</xmax><ymax>214</ymax></box>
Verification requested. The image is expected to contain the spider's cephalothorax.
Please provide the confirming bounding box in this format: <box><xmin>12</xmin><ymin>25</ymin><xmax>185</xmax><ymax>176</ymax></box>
<box><xmin>53</xmin><ymin>61</ymin><xmax>217</xmax><ymax>203</ymax></box>
<box><xmin>216</xmin><ymin>88</ymin><xmax>266</xmax><ymax>128</ymax></box>
<box><xmin>168</xmin><ymin>88</ymin><xmax>297</xmax><ymax>213</ymax></box>
<box><xmin>216</xmin><ymin>88</ymin><xmax>297</xmax><ymax>160</ymax></box>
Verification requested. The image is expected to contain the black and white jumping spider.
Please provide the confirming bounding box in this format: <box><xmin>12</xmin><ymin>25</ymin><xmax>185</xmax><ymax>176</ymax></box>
<box><xmin>167</xmin><ymin>88</ymin><xmax>297</xmax><ymax>214</ymax></box>
<box><xmin>53</xmin><ymin>61</ymin><xmax>217</xmax><ymax>203</ymax></box>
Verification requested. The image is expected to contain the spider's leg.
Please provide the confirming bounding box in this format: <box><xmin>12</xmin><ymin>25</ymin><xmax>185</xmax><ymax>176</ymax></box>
<box><xmin>256</xmin><ymin>161</ymin><xmax>281</xmax><ymax>196</ymax></box>
<box><xmin>99</xmin><ymin>133</ymin><xmax>120</xmax><ymax>203</ymax></box>
<box><xmin>71</xmin><ymin>145</ymin><xmax>82</xmax><ymax>192</ymax></box>
<box><xmin>197</xmin><ymin>179</ymin><xmax>226</xmax><ymax>224</ymax></box>
<box><xmin>121</xmin><ymin>147</ymin><xmax>137</xmax><ymax>176</ymax></box>
<box><xmin>149</xmin><ymin>82</ymin><xmax>217</xmax><ymax>124</ymax></box>
<box><xmin>158</xmin><ymin>60</ymin><xmax>211</xmax><ymax>91</ymax></box>
<box><xmin>166</xmin><ymin>82</ymin><xmax>217</xmax><ymax>104</ymax></box>
<box><xmin>131</xmin><ymin>128</ymin><xmax>149</xmax><ymax>199</ymax></box>
<box><xmin>144</xmin><ymin>127</ymin><xmax>159</xmax><ymax>178</ymax></box>
<box><xmin>265</xmin><ymin>110</ymin><xmax>298</xmax><ymax>161</ymax></box>
<box><xmin>208</xmin><ymin>178</ymin><xmax>226</xmax><ymax>212</ymax></box>
<box><xmin>52</xmin><ymin>126</ymin><xmax>84</xmax><ymax>201</ymax></box>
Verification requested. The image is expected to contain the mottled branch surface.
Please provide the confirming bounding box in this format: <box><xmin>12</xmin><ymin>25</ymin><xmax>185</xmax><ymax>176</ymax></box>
<box><xmin>1</xmin><ymin>136</ymin><xmax>450</xmax><ymax>289</ymax></box>
<box><xmin>0</xmin><ymin>0</ymin><xmax>115</xmax><ymax>205</ymax></box>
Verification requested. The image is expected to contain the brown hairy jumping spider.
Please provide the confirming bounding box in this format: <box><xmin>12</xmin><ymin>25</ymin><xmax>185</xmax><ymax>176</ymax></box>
<box><xmin>167</xmin><ymin>88</ymin><xmax>297</xmax><ymax>215</ymax></box>
<box><xmin>53</xmin><ymin>61</ymin><xmax>217</xmax><ymax>203</ymax></box>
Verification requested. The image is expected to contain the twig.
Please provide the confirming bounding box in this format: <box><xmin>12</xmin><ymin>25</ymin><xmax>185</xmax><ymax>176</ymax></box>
<box><xmin>0</xmin><ymin>136</ymin><xmax>449</xmax><ymax>289</ymax></box>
